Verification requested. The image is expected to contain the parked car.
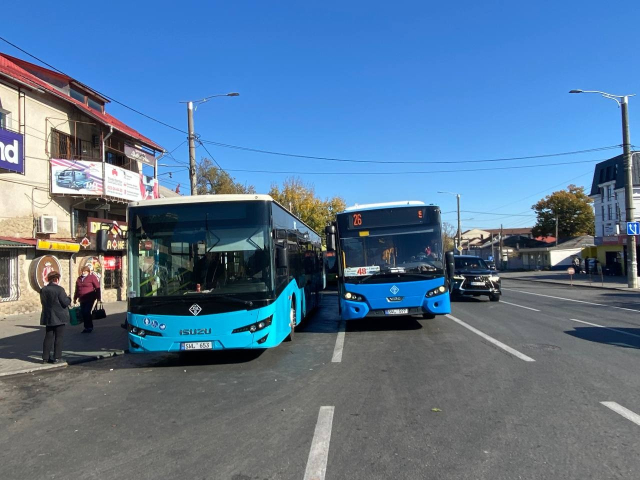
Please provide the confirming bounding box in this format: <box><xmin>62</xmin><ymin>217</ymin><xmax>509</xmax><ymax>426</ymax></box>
<box><xmin>451</xmin><ymin>255</ymin><xmax>501</xmax><ymax>301</ymax></box>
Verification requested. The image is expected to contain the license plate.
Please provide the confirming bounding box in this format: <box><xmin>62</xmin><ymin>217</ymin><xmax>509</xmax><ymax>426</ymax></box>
<box><xmin>385</xmin><ymin>308</ymin><xmax>409</xmax><ymax>315</ymax></box>
<box><xmin>470</xmin><ymin>282</ymin><xmax>485</xmax><ymax>286</ymax></box>
<box><xmin>180</xmin><ymin>341</ymin><xmax>213</xmax><ymax>351</ymax></box>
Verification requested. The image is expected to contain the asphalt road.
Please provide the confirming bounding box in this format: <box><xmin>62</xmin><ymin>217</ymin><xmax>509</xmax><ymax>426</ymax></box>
<box><xmin>1</xmin><ymin>279</ymin><xmax>640</xmax><ymax>480</ymax></box>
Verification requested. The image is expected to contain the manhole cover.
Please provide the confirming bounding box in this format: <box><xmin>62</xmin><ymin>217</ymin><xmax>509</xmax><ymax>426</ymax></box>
<box><xmin>522</xmin><ymin>344</ymin><xmax>561</xmax><ymax>351</ymax></box>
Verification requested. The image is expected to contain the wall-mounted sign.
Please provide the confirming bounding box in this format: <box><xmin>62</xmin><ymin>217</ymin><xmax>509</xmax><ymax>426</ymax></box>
<box><xmin>30</xmin><ymin>255</ymin><xmax>62</xmax><ymax>291</ymax></box>
<box><xmin>88</xmin><ymin>217</ymin><xmax>127</xmax><ymax>251</ymax></box>
<box><xmin>124</xmin><ymin>144</ymin><xmax>155</xmax><ymax>166</ymax></box>
<box><xmin>36</xmin><ymin>239</ymin><xmax>81</xmax><ymax>253</ymax></box>
<box><xmin>50</xmin><ymin>159</ymin><xmax>158</xmax><ymax>201</ymax></box>
<box><xmin>104</xmin><ymin>256</ymin><xmax>122</xmax><ymax>271</ymax></box>
<box><xmin>78</xmin><ymin>256</ymin><xmax>102</xmax><ymax>279</ymax></box>
<box><xmin>0</xmin><ymin>128</ymin><xmax>25</xmax><ymax>174</ymax></box>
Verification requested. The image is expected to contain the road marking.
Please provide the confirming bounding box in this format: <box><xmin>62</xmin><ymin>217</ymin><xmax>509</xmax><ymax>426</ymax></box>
<box><xmin>502</xmin><ymin>288</ymin><xmax>640</xmax><ymax>313</ymax></box>
<box><xmin>500</xmin><ymin>300</ymin><xmax>540</xmax><ymax>312</ymax></box>
<box><xmin>446</xmin><ymin>314</ymin><xmax>535</xmax><ymax>362</ymax></box>
<box><xmin>601</xmin><ymin>402</ymin><xmax>640</xmax><ymax>427</ymax></box>
<box><xmin>570</xmin><ymin>318</ymin><xmax>640</xmax><ymax>340</ymax></box>
<box><xmin>303</xmin><ymin>406</ymin><xmax>335</xmax><ymax>480</ymax></box>
<box><xmin>331</xmin><ymin>322</ymin><xmax>345</xmax><ymax>363</ymax></box>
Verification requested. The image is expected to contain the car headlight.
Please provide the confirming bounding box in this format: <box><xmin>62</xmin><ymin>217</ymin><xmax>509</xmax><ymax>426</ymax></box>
<box><xmin>489</xmin><ymin>276</ymin><xmax>501</xmax><ymax>282</ymax></box>
<box><xmin>453</xmin><ymin>275</ymin><xmax>465</xmax><ymax>281</ymax></box>
<box><xmin>344</xmin><ymin>292</ymin><xmax>364</xmax><ymax>301</ymax></box>
<box><xmin>426</xmin><ymin>285</ymin><xmax>447</xmax><ymax>297</ymax></box>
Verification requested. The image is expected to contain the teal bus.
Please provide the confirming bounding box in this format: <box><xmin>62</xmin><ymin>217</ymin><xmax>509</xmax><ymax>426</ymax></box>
<box><xmin>325</xmin><ymin>201</ymin><xmax>453</xmax><ymax>321</ymax></box>
<box><xmin>126</xmin><ymin>195</ymin><xmax>324</xmax><ymax>353</ymax></box>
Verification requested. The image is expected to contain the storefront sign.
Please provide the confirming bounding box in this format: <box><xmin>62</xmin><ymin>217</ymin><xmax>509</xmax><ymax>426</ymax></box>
<box><xmin>30</xmin><ymin>255</ymin><xmax>62</xmax><ymax>291</ymax></box>
<box><xmin>0</xmin><ymin>128</ymin><xmax>25</xmax><ymax>174</ymax></box>
<box><xmin>50</xmin><ymin>159</ymin><xmax>158</xmax><ymax>201</ymax></box>
<box><xmin>125</xmin><ymin>144</ymin><xmax>155</xmax><ymax>166</ymax></box>
<box><xmin>36</xmin><ymin>239</ymin><xmax>81</xmax><ymax>253</ymax></box>
<box><xmin>104</xmin><ymin>256</ymin><xmax>122</xmax><ymax>271</ymax></box>
<box><xmin>88</xmin><ymin>217</ymin><xmax>127</xmax><ymax>251</ymax></box>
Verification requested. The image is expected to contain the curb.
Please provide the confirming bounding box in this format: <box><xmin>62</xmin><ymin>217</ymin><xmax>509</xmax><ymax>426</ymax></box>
<box><xmin>503</xmin><ymin>276</ymin><xmax>630</xmax><ymax>292</ymax></box>
<box><xmin>0</xmin><ymin>349</ymin><xmax>127</xmax><ymax>378</ymax></box>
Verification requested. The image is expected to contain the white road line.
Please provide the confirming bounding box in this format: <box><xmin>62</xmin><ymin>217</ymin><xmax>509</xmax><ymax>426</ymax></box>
<box><xmin>303</xmin><ymin>406</ymin><xmax>335</xmax><ymax>480</ymax></box>
<box><xmin>331</xmin><ymin>322</ymin><xmax>345</xmax><ymax>363</ymax></box>
<box><xmin>500</xmin><ymin>300</ymin><xmax>540</xmax><ymax>312</ymax></box>
<box><xmin>570</xmin><ymin>318</ymin><xmax>640</xmax><ymax>340</ymax></box>
<box><xmin>601</xmin><ymin>402</ymin><xmax>640</xmax><ymax>427</ymax></box>
<box><xmin>502</xmin><ymin>288</ymin><xmax>640</xmax><ymax>313</ymax></box>
<box><xmin>446</xmin><ymin>314</ymin><xmax>535</xmax><ymax>362</ymax></box>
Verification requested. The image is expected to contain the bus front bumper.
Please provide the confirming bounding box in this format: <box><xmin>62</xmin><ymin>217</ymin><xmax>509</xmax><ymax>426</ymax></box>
<box><xmin>128</xmin><ymin>330</ymin><xmax>272</xmax><ymax>353</ymax></box>
<box><xmin>340</xmin><ymin>294</ymin><xmax>450</xmax><ymax>320</ymax></box>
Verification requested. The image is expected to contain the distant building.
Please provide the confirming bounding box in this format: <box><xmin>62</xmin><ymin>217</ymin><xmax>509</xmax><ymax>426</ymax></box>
<box><xmin>0</xmin><ymin>52</ymin><xmax>164</xmax><ymax>315</ymax></box>
<box><xmin>519</xmin><ymin>236</ymin><xmax>595</xmax><ymax>270</ymax></box>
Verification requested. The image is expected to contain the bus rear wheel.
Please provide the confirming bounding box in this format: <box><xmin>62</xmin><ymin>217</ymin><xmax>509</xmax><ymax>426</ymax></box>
<box><xmin>285</xmin><ymin>299</ymin><xmax>296</xmax><ymax>342</ymax></box>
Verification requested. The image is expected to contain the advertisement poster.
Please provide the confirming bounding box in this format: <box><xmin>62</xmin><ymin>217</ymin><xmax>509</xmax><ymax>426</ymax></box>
<box><xmin>30</xmin><ymin>255</ymin><xmax>62</xmax><ymax>291</ymax></box>
<box><xmin>51</xmin><ymin>159</ymin><xmax>103</xmax><ymax>195</ymax></box>
<box><xmin>0</xmin><ymin>127</ymin><xmax>25</xmax><ymax>174</ymax></box>
<box><xmin>78</xmin><ymin>256</ymin><xmax>102</xmax><ymax>280</ymax></box>
<box><xmin>104</xmin><ymin>164</ymin><xmax>141</xmax><ymax>201</ymax></box>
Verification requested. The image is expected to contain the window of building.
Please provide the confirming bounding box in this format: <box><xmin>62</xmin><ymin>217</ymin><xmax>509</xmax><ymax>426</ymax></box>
<box><xmin>601</xmin><ymin>187</ymin><xmax>604</xmax><ymax>201</ymax></box>
<box><xmin>70</xmin><ymin>88</ymin><xmax>85</xmax><ymax>103</ymax></box>
<box><xmin>106</xmin><ymin>151</ymin><xmax>127</xmax><ymax>167</ymax></box>
<box><xmin>616</xmin><ymin>204</ymin><xmax>621</xmax><ymax>221</ymax></box>
<box><xmin>0</xmin><ymin>250</ymin><xmax>19</xmax><ymax>302</ymax></box>
<box><xmin>608</xmin><ymin>205</ymin><xmax>612</xmax><ymax>221</ymax></box>
<box><xmin>103</xmin><ymin>256</ymin><xmax>123</xmax><ymax>289</ymax></box>
<box><xmin>601</xmin><ymin>206</ymin><xmax>605</xmax><ymax>222</ymax></box>
<box><xmin>87</xmin><ymin>97</ymin><xmax>102</xmax><ymax>112</ymax></box>
<box><xmin>0</xmin><ymin>108</ymin><xmax>10</xmax><ymax>129</ymax></box>
<box><xmin>51</xmin><ymin>129</ymin><xmax>98</xmax><ymax>160</ymax></box>
<box><xmin>608</xmin><ymin>185</ymin><xmax>613</xmax><ymax>201</ymax></box>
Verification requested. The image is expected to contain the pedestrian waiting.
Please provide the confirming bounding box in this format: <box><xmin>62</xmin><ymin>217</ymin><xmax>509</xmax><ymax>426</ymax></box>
<box><xmin>73</xmin><ymin>265</ymin><xmax>101</xmax><ymax>333</ymax></box>
<box><xmin>40</xmin><ymin>271</ymin><xmax>71</xmax><ymax>364</ymax></box>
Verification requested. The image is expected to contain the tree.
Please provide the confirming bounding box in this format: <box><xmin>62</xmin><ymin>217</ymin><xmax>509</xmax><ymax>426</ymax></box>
<box><xmin>196</xmin><ymin>158</ymin><xmax>255</xmax><ymax>195</ymax></box>
<box><xmin>531</xmin><ymin>184</ymin><xmax>595</xmax><ymax>238</ymax></box>
<box><xmin>442</xmin><ymin>222</ymin><xmax>456</xmax><ymax>252</ymax></box>
<box><xmin>269</xmin><ymin>177</ymin><xmax>346</xmax><ymax>237</ymax></box>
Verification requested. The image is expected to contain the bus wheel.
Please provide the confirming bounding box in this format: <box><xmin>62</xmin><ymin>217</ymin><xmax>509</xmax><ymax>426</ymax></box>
<box><xmin>285</xmin><ymin>300</ymin><xmax>296</xmax><ymax>342</ymax></box>
<box><xmin>422</xmin><ymin>312</ymin><xmax>436</xmax><ymax>319</ymax></box>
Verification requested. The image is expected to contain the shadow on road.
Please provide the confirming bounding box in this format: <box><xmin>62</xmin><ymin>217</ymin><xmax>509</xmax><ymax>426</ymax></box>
<box><xmin>346</xmin><ymin>317</ymin><xmax>423</xmax><ymax>332</ymax></box>
<box><xmin>565</xmin><ymin>327</ymin><xmax>640</xmax><ymax>349</ymax></box>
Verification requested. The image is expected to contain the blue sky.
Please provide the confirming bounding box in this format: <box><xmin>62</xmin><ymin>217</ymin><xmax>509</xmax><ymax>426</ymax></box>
<box><xmin>3</xmin><ymin>0</ymin><xmax>639</xmax><ymax>230</ymax></box>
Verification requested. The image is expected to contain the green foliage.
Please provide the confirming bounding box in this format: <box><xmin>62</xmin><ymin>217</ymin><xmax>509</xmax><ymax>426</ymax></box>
<box><xmin>442</xmin><ymin>222</ymin><xmax>456</xmax><ymax>252</ymax></box>
<box><xmin>531</xmin><ymin>184</ymin><xmax>595</xmax><ymax>238</ymax></box>
<box><xmin>269</xmin><ymin>177</ymin><xmax>346</xmax><ymax>237</ymax></box>
<box><xmin>196</xmin><ymin>158</ymin><xmax>256</xmax><ymax>195</ymax></box>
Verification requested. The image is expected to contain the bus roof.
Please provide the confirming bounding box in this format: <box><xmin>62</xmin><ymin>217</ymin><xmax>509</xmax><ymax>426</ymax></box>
<box><xmin>342</xmin><ymin>200</ymin><xmax>426</xmax><ymax>213</ymax></box>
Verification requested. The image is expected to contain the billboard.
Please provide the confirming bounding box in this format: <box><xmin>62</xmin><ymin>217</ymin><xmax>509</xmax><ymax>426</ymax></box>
<box><xmin>51</xmin><ymin>160</ymin><xmax>158</xmax><ymax>201</ymax></box>
<box><xmin>0</xmin><ymin>128</ymin><xmax>25</xmax><ymax>174</ymax></box>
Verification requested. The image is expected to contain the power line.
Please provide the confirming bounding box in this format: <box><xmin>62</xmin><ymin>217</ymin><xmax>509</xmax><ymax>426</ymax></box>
<box><xmin>224</xmin><ymin>158</ymin><xmax>603</xmax><ymax>176</ymax></box>
<box><xmin>197</xmin><ymin>140</ymin><xmax>227</xmax><ymax>173</ymax></box>
<box><xmin>0</xmin><ymin>35</ymin><xmax>187</xmax><ymax>134</ymax></box>
<box><xmin>202</xmin><ymin>140</ymin><xmax>620</xmax><ymax>165</ymax></box>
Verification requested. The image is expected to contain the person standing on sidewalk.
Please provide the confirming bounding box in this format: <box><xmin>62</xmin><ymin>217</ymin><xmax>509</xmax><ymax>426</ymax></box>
<box><xmin>73</xmin><ymin>265</ymin><xmax>101</xmax><ymax>333</ymax></box>
<box><xmin>40</xmin><ymin>271</ymin><xmax>71</xmax><ymax>364</ymax></box>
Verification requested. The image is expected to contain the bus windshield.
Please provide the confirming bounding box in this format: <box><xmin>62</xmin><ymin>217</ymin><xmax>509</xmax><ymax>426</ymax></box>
<box><xmin>128</xmin><ymin>202</ymin><xmax>273</xmax><ymax>300</ymax></box>
<box><xmin>340</xmin><ymin>227</ymin><xmax>443</xmax><ymax>283</ymax></box>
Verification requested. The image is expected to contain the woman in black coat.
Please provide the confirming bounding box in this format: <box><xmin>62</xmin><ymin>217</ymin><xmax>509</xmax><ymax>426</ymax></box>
<box><xmin>40</xmin><ymin>271</ymin><xmax>71</xmax><ymax>364</ymax></box>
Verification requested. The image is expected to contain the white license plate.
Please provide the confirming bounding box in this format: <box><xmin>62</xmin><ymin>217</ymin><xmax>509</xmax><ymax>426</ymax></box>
<box><xmin>180</xmin><ymin>341</ymin><xmax>213</xmax><ymax>351</ymax></box>
<box><xmin>470</xmin><ymin>282</ymin><xmax>485</xmax><ymax>286</ymax></box>
<box><xmin>385</xmin><ymin>308</ymin><xmax>409</xmax><ymax>315</ymax></box>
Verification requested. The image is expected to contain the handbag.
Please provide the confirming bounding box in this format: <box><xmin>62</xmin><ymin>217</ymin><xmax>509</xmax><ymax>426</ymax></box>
<box><xmin>92</xmin><ymin>301</ymin><xmax>107</xmax><ymax>320</ymax></box>
<box><xmin>69</xmin><ymin>305</ymin><xmax>83</xmax><ymax>326</ymax></box>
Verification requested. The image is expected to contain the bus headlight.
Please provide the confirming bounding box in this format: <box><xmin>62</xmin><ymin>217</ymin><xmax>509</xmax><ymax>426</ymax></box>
<box><xmin>344</xmin><ymin>292</ymin><xmax>364</xmax><ymax>301</ymax></box>
<box><xmin>425</xmin><ymin>285</ymin><xmax>447</xmax><ymax>297</ymax></box>
<box><xmin>128</xmin><ymin>324</ymin><xmax>162</xmax><ymax>337</ymax></box>
<box><xmin>232</xmin><ymin>315</ymin><xmax>273</xmax><ymax>334</ymax></box>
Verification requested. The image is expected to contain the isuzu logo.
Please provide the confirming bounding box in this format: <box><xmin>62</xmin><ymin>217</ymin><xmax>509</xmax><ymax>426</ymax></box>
<box><xmin>179</xmin><ymin>328</ymin><xmax>212</xmax><ymax>336</ymax></box>
<box><xmin>390</xmin><ymin>285</ymin><xmax>400</xmax><ymax>295</ymax></box>
<box><xmin>189</xmin><ymin>304</ymin><xmax>202</xmax><ymax>316</ymax></box>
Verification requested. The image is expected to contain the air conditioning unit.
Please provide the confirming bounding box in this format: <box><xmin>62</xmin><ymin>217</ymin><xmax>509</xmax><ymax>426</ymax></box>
<box><xmin>37</xmin><ymin>216</ymin><xmax>58</xmax><ymax>234</ymax></box>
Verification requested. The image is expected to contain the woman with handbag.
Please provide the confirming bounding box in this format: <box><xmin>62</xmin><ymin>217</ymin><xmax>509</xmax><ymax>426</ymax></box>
<box><xmin>73</xmin><ymin>265</ymin><xmax>101</xmax><ymax>333</ymax></box>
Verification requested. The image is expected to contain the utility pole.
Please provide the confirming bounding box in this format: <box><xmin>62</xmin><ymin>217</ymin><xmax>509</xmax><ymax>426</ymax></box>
<box><xmin>187</xmin><ymin>101</ymin><xmax>197</xmax><ymax>196</ymax></box>
<box><xmin>622</xmin><ymin>96</ymin><xmax>638</xmax><ymax>288</ymax></box>
<box><xmin>456</xmin><ymin>193</ymin><xmax>462</xmax><ymax>249</ymax></box>
<box><xmin>490</xmin><ymin>233</ymin><xmax>495</xmax><ymax>261</ymax></box>
<box><xmin>499</xmin><ymin>224</ymin><xmax>504</xmax><ymax>270</ymax></box>
<box><xmin>555</xmin><ymin>216</ymin><xmax>559</xmax><ymax>247</ymax></box>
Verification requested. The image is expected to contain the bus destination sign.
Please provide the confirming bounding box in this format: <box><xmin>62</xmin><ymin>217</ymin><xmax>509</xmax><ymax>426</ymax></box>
<box><xmin>348</xmin><ymin>207</ymin><xmax>428</xmax><ymax>230</ymax></box>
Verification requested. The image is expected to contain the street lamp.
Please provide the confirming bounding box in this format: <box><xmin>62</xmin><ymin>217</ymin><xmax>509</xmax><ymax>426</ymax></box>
<box><xmin>570</xmin><ymin>89</ymin><xmax>637</xmax><ymax>288</ymax></box>
<box><xmin>180</xmin><ymin>93</ymin><xmax>240</xmax><ymax>195</ymax></box>
<box><xmin>437</xmin><ymin>191</ymin><xmax>462</xmax><ymax>249</ymax></box>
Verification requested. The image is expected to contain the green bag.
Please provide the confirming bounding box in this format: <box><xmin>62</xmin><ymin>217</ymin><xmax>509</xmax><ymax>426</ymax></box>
<box><xmin>69</xmin><ymin>305</ymin><xmax>82</xmax><ymax>326</ymax></box>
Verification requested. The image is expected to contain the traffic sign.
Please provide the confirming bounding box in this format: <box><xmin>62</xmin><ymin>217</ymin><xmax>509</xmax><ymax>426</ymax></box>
<box><xmin>627</xmin><ymin>222</ymin><xmax>640</xmax><ymax>235</ymax></box>
<box><xmin>567</xmin><ymin>267</ymin><xmax>575</xmax><ymax>275</ymax></box>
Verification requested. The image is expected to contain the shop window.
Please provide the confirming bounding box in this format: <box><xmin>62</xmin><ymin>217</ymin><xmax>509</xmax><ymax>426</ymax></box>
<box><xmin>0</xmin><ymin>250</ymin><xmax>19</xmax><ymax>302</ymax></box>
<box><xmin>103</xmin><ymin>256</ymin><xmax>123</xmax><ymax>289</ymax></box>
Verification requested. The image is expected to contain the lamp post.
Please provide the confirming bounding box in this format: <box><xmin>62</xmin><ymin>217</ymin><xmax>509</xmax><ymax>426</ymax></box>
<box><xmin>180</xmin><ymin>93</ymin><xmax>240</xmax><ymax>195</ymax></box>
<box><xmin>570</xmin><ymin>89</ymin><xmax>637</xmax><ymax>288</ymax></box>
<box><xmin>438</xmin><ymin>191</ymin><xmax>462</xmax><ymax>249</ymax></box>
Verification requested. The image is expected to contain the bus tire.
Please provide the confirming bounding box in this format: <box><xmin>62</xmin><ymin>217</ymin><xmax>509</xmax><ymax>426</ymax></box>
<box><xmin>422</xmin><ymin>312</ymin><xmax>436</xmax><ymax>319</ymax></box>
<box><xmin>285</xmin><ymin>299</ymin><xmax>296</xmax><ymax>342</ymax></box>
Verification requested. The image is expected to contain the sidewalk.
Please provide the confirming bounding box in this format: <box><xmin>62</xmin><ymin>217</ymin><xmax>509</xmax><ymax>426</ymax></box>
<box><xmin>0</xmin><ymin>302</ymin><xmax>128</xmax><ymax>377</ymax></box>
<box><xmin>500</xmin><ymin>270</ymin><xmax>633</xmax><ymax>291</ymax></box>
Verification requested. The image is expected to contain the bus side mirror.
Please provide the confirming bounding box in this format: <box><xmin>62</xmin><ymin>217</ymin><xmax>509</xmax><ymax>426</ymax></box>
<box><xmin>276</xmin><ymin>245</ymin><xmax>289</xmax><ymax>269</ymax></box>
<box><xmin>445</xmin><ymin>251</ymin><xmax>455</xmax><ymax>280</ymax></box>
<box><xmin>325</xmin><ymin>225</ymin><xmax>337</xmax><ymax>252</ymax></box>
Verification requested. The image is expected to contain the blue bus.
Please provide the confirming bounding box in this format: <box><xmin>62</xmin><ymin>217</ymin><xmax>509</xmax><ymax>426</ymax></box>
<box><xmin>325</xmin><ymin>201</ymin><xmax>453</xmax><ymax>321</ymax></box>
<box><xmin>126</xmin><ymin>194</ymin><xmax>324</xmax><ymax>353</ymax></box>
